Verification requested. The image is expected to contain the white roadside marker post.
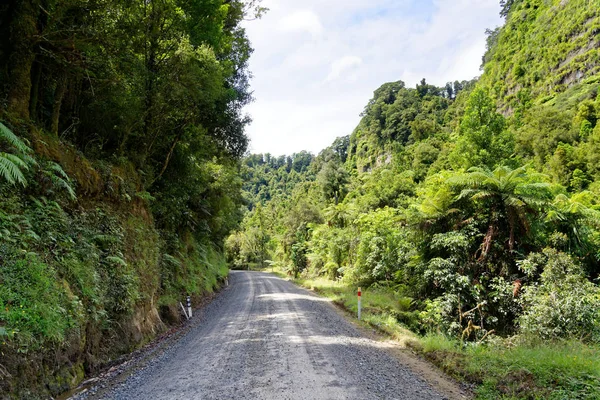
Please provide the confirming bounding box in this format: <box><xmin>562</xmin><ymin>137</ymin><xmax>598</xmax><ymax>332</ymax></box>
<box><xmin>187</xmin><ymin>296</ymin><xmax>193</xmax><ymax>318</ymax></box>
<box><xmin>180</xmin><ymin>302</ymin><xmax>189</xmax><ymax>320</ymax></box>
<box><xmin>358</xmin><ymin>287</ymin><xmax>362</xmax><ymax>320</ymax></box>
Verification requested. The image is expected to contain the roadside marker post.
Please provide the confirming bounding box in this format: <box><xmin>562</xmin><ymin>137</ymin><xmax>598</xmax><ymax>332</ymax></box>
<box><xmin>358</xmin><ymin>287</ymin><xmax>362</xmax><ymax>320</ymax></box>
<box><xmin>180</xmin><ymin>302</ymin><xmax>189</xmax><ymax>320</ymax></box>
<box><xmin>187</xmin><ymin>296</ymin><xmax>193</xmax><ymax>318</ymax></box>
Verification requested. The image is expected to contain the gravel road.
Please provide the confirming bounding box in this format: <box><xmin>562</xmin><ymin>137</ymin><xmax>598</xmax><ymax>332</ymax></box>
<box><xmin>93</xmin><ymin>271</ymin><xmax>449</xmax><ymax>400</ymax></box>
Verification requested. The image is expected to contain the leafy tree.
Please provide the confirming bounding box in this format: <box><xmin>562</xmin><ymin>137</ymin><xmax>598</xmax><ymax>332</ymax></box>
<box><xmin>317</xmin><ymin>161</ymin><xmax>349</xmax><ymax>204</ymax></box>
<box><xmin>516</xmin><ymin>107</ymin><xmax>577</xmax><ymax>170</ymax></box>
<box><xmin>450</xmin><ymin>88</ymin><xmax>514</xmax><ymax>169</ymax></box>
<box><xmin>500</xmin><ymin>0</ymin><xmax>522</xmax><ymax>18</ymax></box>
<box><xmin>290</xmin><ymin>242</ymin><xmax>308</xmax><ymax>278</ymax></box>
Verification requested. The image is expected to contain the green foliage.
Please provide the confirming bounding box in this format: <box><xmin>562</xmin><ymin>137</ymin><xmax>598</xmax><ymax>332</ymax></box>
<box><xmin>419</xmin><ymin>335</ymin><xmax>600</xmax><ymax>399</ymax></box>
<box><xmin>518</xmin><ymin>249</ymin><xmax>600</xmax><ymax>341</ymax></box>
<box><xmin>0</xmin><ymin>252</ymin><xmax>74</xmax><ymax>349</ymax></box>
<box><xmin>0</xmin><ymin>122</ymin><xmax>35</xmax><ymax>186</ymax></box>
<box><xmin>234</xmin><ymin>54</ymin><xmax>600</xmax><ymax>348</ymax></box>
<box><xmin>347</xmin><ymin>79</ymin><xmax>461</xmax><ymax>172</ymax></box>
<box><xmin>450</xmin><ymin>88</ymin><xmax>514</xmax><ymax>169</ymax></box>
<box><xmin>42</xmin><ymin>162</ymin><xmax>77</xmax><ymax>201</ymax></box>
<box><xmin>0</xmin><ymin>123</ymin><xmax>30</xmax><ymax>154</ymax></box>
<box><xmin>290</xmin><ymin>242</ymin><xmax>308</xmax><ymax>278</ymax></box>
<box><xmin>450</xmin><ymin>165</ymin><xmax>553</xmax><ymax>253</ymax></box>
<box><xmin>5</xmin><ymin>0</ymin><xmax>596</xmax><ymax>395</ymax></box>
<box><xmin>316</xmin><ymin>161</ymin><xmax>349</xmax><ymax>203</ymax></box>
<box><xmin>480</xmin><ymin>0</ymin><xmax>600</xmax><ymax>113</ymax></box>
<box><xmin>0</xmin><ymin>0</ymin><xmax>259</xmax><ymax>396</ymax></box>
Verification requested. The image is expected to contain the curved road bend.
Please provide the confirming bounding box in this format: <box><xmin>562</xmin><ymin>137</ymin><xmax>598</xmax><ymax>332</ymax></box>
<box><xmin>103</xmin><ymin>271</ymin><xmax>448</xmax><ymax>400</ymax></box>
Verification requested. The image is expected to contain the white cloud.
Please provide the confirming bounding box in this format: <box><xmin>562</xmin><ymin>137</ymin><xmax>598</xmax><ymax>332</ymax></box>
<box><xmin>243</xmin><ymin>0</ymin><xmax>503</xmax><ymax>156</ymax></box>
<box><xmin>326</xmin><ymin>56</ymin><xmax>363</xmax><ymax>82</ymax></box>
<box><xmin>278</xmin><ymin>10</ymin><xmax>324</xmax><ymax>37</ymax></box>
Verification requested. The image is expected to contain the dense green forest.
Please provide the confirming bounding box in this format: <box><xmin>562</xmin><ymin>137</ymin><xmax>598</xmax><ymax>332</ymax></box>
<box><xmin>228</xmin><ymin>0</ymin><xmax>600</xmax><ymax>397</ymax></box>
<box><xmin>1</xmin><ymin>0</ymin><xmax>600</xmax><ymax>398</ymax></box>
<box><xmin>0</xmin><ymin>0</ymin><xmax>265</xmax><ymax>397</ymax></box>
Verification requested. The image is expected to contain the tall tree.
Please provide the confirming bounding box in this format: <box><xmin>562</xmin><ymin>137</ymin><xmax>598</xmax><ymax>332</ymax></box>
<box><xmin>451</xmin><ymin>88</ymin><xmax>514</xmax><ymax>169</ymax></box>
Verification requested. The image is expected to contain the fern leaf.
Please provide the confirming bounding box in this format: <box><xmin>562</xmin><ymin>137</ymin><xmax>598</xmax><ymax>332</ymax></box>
<box><xmin>0</xmin><ymin>154</ymin><xmax>26</xmax><ymax>186</ymax></box>
<box><xmin>46</xmin><ymin>162</ymin><xmax>76</xmax><ymax>200</ymax></box>
<box><xmin>51</xmin><ymin>174</ymin><xmax>77</xmax><ymax>200</ymax></box>
<box><xmin>2</xmin><ymin>153</ymin><xmax>29</xmax><ymax>170</ymax></box>
<box><xmin>105</xmin><ymin>256</ymin><xmax>128</xmax><ymax>267</ymax></box>
<box><xmin>48</xmin><ymin>162</ymin><xmax>69</xmax><ymax>179</ymax></box>
<box><xmin>20</xmin><ymin>153</ymin><xmax>37</xmax><ymax>167</ymax></box>
<box><xmin>0</xmin><ymin>122</ymin><xmax>32</xmax><ymax>154</ymax></box>
<box><xmin>162</xmin><ymin>254</ymin><xmax>183</xmax><ymax>268</ymax></box>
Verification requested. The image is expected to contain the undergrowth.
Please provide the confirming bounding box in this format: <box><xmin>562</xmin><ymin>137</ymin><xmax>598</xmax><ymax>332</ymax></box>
<box><xmin>0</xmin><ymin>158</ymin><xmax>230</xmax><ymax>397</ymax></box>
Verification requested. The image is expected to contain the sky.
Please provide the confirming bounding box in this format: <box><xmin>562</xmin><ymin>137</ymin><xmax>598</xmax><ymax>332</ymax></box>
<box><xmin>242</xmin><ymin>0</ymin><xmax>503</xmax><ymax>156</ymax></box>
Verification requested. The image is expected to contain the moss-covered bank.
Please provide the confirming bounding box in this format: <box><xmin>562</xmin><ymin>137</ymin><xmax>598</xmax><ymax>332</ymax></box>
<box><xmin>0</xmin><ymin>128</ymin><xmax>229</xmax><ymax>399</ymax></box>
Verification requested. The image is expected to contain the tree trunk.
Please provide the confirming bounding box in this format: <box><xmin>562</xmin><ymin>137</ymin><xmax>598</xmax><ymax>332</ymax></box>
<box><xmin>29</xmin><ymin>61</ymin><xmax>41</xmax><ymax>121</ymax></box>
<box><xmin>479</xmin><ymin>224</ymin><xmax>496</xmax><ymax>261</ymax></box>
<box><xmin>141</xmin><ymin>0</ymin><xmax>158</xmax><ymax>166</ymax></box>
<box><xmin>6</xmin><ymin>0</ymin><xmax>40</xmax><ymax>119</ymax></box>
<box><xmin>149</xmin><ymin>131</ymin><xmax>182</xmax><ymax>186</ymax></box>
<box><xmin>51</xmin><ymin>74</ymin><xmax>67</xmax><ymax>135</ymax></box>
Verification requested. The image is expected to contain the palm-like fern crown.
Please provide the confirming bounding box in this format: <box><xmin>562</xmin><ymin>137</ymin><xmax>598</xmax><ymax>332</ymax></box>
<box><xmin>547</xmin><ymin>192</ymin><xmax>600</xmax><ymax>227</ymax></box>
<box><xmin>449</xmin><ymin>166</ymin><xmax>552</xmax><ymax>209</ymax></box>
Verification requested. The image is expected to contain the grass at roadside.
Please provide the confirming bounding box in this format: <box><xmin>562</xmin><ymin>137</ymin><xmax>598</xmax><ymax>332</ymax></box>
<box><xmin>270</xmin><ymin>269</ymin><xmax>600</xmax><ymax>400</ymax></box>
<box><xmin>290</xmin><ymin>275</ymin><xmax>418</xmax><ymax>344</ymax></box>
<box><xmin>419</xmin><ymin>335</ymin><xmax>600</xmax><ymax>399</ymax></box>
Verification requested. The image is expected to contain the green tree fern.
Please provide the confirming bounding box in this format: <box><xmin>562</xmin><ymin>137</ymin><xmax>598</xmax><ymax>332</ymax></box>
<box><xmin>449</xmin><ymin>165</ymin><xmax>553</xmax><ymax>256</ymax></box>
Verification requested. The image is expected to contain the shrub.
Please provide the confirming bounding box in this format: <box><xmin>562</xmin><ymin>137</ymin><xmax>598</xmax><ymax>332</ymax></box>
<box><xmin>518</xmin><ymin>249</ymin><xmax>600</xmax><ymax>342</ymax></box>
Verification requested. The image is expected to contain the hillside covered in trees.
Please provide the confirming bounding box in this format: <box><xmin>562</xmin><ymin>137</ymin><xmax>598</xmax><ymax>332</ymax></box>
<box><xmin>1</xmin><ymin>0</ymin><xmax>600</xmax><ymax>398</ymax></box>
<box><xmin>0</xmin><ymin>0</ymin><xmax>265</xmax><ymax>397</ymax></box>
<box><xmin>228</xmin><ymin>0</ymin><xmax>600</xmax><ymax>397</ymax></box>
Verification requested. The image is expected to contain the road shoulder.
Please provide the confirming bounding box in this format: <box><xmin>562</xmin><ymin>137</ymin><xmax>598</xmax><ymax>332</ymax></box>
<box><xmin>274</xmin><ymin>273</ymin><xmax>472</xmax><ymax>400</ymax></box>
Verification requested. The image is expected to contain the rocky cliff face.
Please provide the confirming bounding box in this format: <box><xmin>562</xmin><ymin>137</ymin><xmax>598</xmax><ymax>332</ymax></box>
<box><xmin>480</xmin><ymin>0</ymin><xmax>600</xmax><ymax>113</ymax></box>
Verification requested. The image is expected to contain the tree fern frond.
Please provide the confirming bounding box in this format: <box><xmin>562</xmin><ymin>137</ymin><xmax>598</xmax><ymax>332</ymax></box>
<box><xmin>51</xmin><ymin>174</ymin><xmax>77</xmax><ymax>200</ymax></box>
<box><xmin>1</xmin><ymin>153</ymin><xmax>29</xmax><ymax>170</ymax></box>
<box><xmin>0</xmin><ymin>155</ymin><xmax>27</xmax><ymax>186</ymax></box>
<box><xmin>456</xmin><ymin>189</ymin><xmax>480</xmax><ymax>200</ymax></box>
<box><xmin>505</xmin><ymin>196</ymin><xmax>527</xmax><ymax>208</ymax></box>
<box><xmin>105</xmin><ymin>255</ymin><xmax>128</xmax><ymax>267</ymax></box>
<box><xmin>519</xmin><ymin>182</ymin><xmax>552</xmax><ymax>194</ymax></box>
<box><xmin>469</xmin><ymin>190</ymin><xmax>496</xmax><ymax>201</ymax></box>
<box><xmin>20</xmin><ymin>153</ymin><xmax>37</xmax><ymax>167</ymax></box>
<box><xmin>162</xmin><ymin>254</ymin><xmax>183</xmax><ymax>268</ymax></box>
<box><xmin>0</xmin><ymin>122</ymin><xmax>32</xmax><ymax>154</ymax></box>
<box><xmin>48</xmin><ymin>162</ymin><xmax>69</xmax><ymax>179</ymax></box>
<box><xmin>0</xmin><ymin>124</ymin><xmax>35</xmax><ymax>186</ymax></box>
<box><xmin>449</xmin><ymin>171</ymin><xmax>491</xmax><ymax>188</ymax></box>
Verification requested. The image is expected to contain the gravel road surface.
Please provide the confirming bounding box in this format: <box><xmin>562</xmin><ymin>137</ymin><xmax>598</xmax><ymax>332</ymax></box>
<box><xmin>95</xmin><ymin>271</ymin><xmax>448</xmax><ymax>400</ymax></box>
